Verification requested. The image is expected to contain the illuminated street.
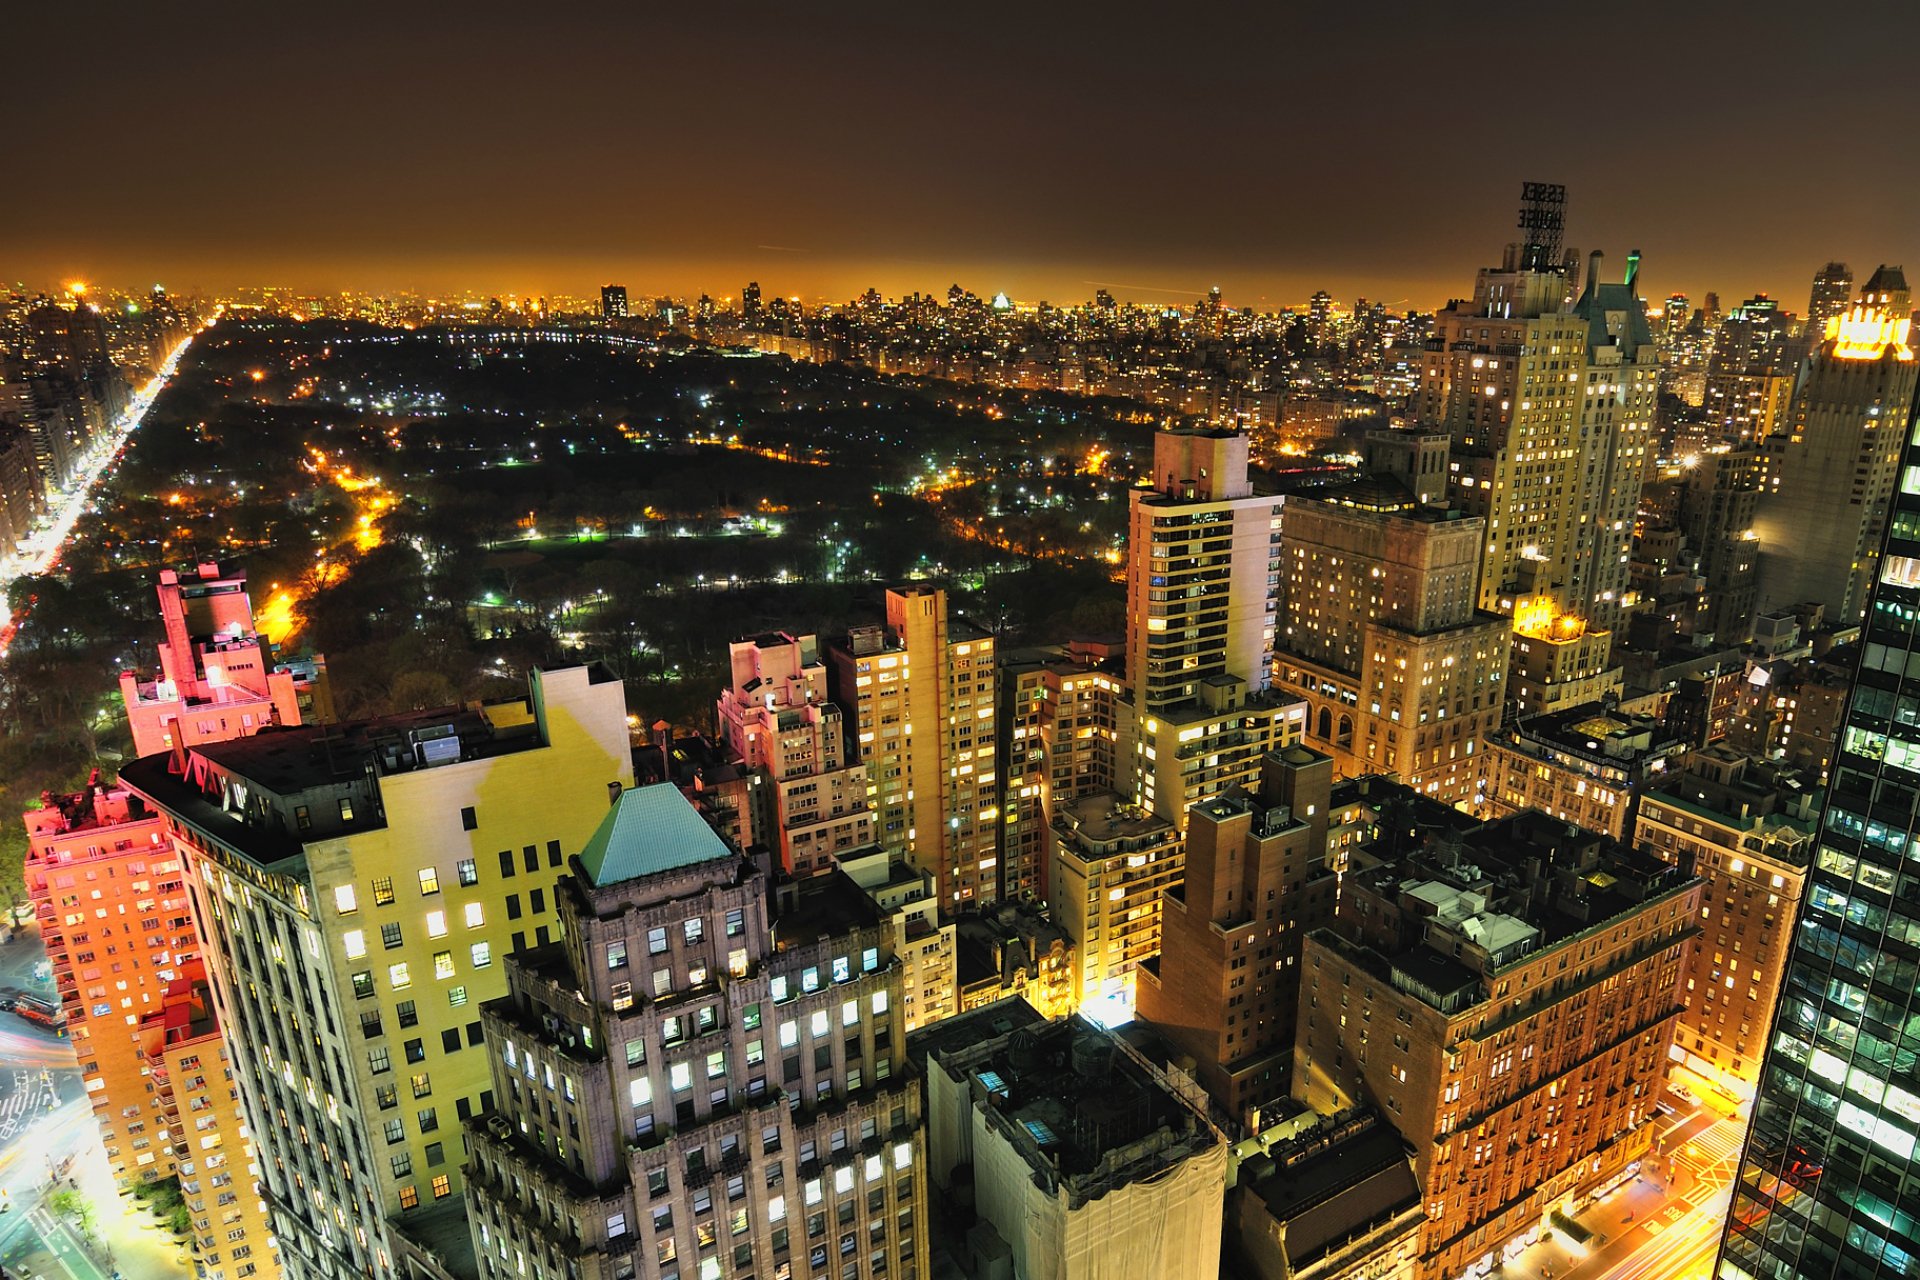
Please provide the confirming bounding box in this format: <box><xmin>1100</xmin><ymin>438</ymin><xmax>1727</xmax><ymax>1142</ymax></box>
<box><xmin>0</xmin><ymin>328</ymin><xmax>198</xmax><ymax>654</ymax></box>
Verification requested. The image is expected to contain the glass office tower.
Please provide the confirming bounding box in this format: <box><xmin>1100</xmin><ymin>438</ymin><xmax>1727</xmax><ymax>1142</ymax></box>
<box><xmin>1719</xmin><ymin>323</ymin><xmax>1920</xmax><ymax>1279</ymax></box>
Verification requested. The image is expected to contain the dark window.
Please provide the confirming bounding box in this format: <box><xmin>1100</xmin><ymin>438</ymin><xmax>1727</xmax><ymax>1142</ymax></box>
<box><xmin>455</xmin><ymin>1097</ymin><xmax>473</xmax><ymax>1122</ymax></box>
<box><xmin>529</xmin><ymin>888</ymin><xmax>545</xmax><ymax>914</ymax></box>
<box><xmin>506</xmin><ymin>895</ymin><xmax>522</xmax><ymax>920</ymax></box>
<box><xmin>381</xmin><ymin>923</ymin><xmax>404</xmax><ymax>950</ymax></box>
<box><xmin>425</xmin><ymin>1141</ymin><xmax>445</xmax><ymax>1167</ymax></box>
<box><xmin>441</xmin><ymin>1029</ymin><xmax>460</xmax><ymax>1054</ymax></box>
<box><xmin>512</xmin><ymin>931</ymin><xmax>526</xmax><ymax>953</ymax></box>
<box><xmin>466</xmin><ymin>1021</ymin><xmax>483</xmax><ymax>1047</ymax></box>
<box><xmin>535</xmin><ymin>925</ymin><xmax>550</xmax><ymax>946</ymax></box>
<box><xmin>460</xmin><ymin>806</ymin><xmax>477</xmax><ymax>831</ymax></box>
<box><xmin>498</xmin><ymin>850</ymin><xmax>515</xmax><ymax>879</ymax></box>
<box><xmin>522</xmin><ymin>845</ymin><xmax>538</xmax><ymax>873</ymax></box>
<box><xmin>405</xmin><ymin>1039</ymin><xmax>426</xmax><ymax>1064</ymax></box>
<box><xmin>546</xmin><ymin>840</ymin><xmax>563</xmax><ymax>868</ymax></box>
<box><xmin>396</xmin><ymin>1001</ymin><xmax>418</xmax><ymax>1028</ymax></box>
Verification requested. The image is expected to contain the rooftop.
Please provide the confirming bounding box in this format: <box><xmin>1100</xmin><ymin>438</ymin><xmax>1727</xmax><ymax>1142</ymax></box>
<box><xmin>771</xmin><ymin>869</ymin><xmax>883</xmax><ymax>948</ymax></box>
<box><xmin>580</xmin><ymin>784</ymin><xmax>737</xmax><ymax>887</ymax></box>
<box><xmin>1053</xmin><ymin>790</ymin><xmax>1176</xmax><ymax>849</ymax></box>
<box><xmin>935</xmin><ymin>1014</ymin><xmax>1218</xmax><ymax>1204</ymax></box>
<box><xmin>1241</xmin><ymin>1115</ymin><xmax>1420</xmax><ymax>1269</ymax></box>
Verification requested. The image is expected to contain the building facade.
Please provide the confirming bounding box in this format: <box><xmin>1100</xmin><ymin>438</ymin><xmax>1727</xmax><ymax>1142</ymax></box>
<box><xmin>1136</xmin><ymin>746</ymin><xmax>1340</xmax><ymax>1120</ymax></box>
<box><xmin>1296</xmin><ymin>817</ymin><xmax>1700</xmax><ymax>1280</ymax></box>
<box><xmin>716</xmin><ymin>631</ymin><xmax>874</xmax><ymax>876</ymax></box>
<box><xmin>1752</xmin><ymin>282</ymin><xmax>1919</xmax><ymax>623</ymax></box>
<box><xmin>1050</xmin><ymin>791</ymin><xmax>1183</xmax><ymax>1014</ymax></box>
<box><xmin>1718</xmin><ymin>367</ymin><xmax>1920</xmax><ymax>1278</ymax></box>
<box><xmin>119</xmin><ymin>562</ymin><xmax>330</xmax><ymax>759</ymax></box>
<box><xmin>464</xmin><ymin>784</ymin><xmax>928</xmax><ymax>1280</ymax></box>
<box><xmin>26</xmin><ymin>778</ymin><xmax>196</xmax><ymax>1186</ymax></box>
<box><xmin>1274</xmin><ymin>473</ymin><xmax>1508</xmax><ymax>806</ymax></box>
<box><xmin>1632</xmin><ymin>752</ymin><xmax>1816</xmax><ymax>1108</ymax></box>
<box><xmin>123</xmin><ymin>665</ymin><xmax>633</xmax><ymax>1280</ymax></box>
<box><xmin>827</xmin><ymin>588</ymin><xmax>999</xmax><ymax>909</ymax></box>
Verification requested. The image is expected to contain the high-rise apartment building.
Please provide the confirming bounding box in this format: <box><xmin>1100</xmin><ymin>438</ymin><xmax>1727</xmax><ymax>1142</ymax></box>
<box><xmin>119</xmin><ymin>562</ymin><xmax>331</xmax><ymax>758</ymax></box>
<box><xmin>826</xmin><ymin>588</ymin><xmax>999</xmax><ymax>909</ymax></box>
<box><xmin>839</xmin><ymin>848</ymin><xmax>957</xmax><ymax>1032</ymax></box>
<box><xmin>1673</xmin><ymin>447</ymin><xmax>1767</xmax><ymax>643</ymax></box>
<box><xmin>996</xmin><ymin>641</ymin><xmax>1125</xmax><ymax>903</ymax></box>
<box><xmin>122</xmin><ymin>665</ymin><xmax>633</xmax><ymax>1280</ymax></box>
<box><xmin>1808</xmin><ymin>262</ymin><xmax>1854</xmax><ymax>337</ymax></box>
<box><xmin>600</xmin><ymin>285</ymin><xmax>629</xmax><ymax>319</ymax></box>
<box><xmin>1124</xmin><ymin>427</ymin><xmax>1303</xmax><ymax>824</ymax></box>
<box><xmin>1050</xmin><ymin>792</ymin><xmax>1183</xmax><ymax>1013</ymax></box>
<box><xmin>1567</xmin><ymin>253</ymin><xmax>1663</xmax><ymax>633</ymax></box>
<box><xmin>1135</xmin><ymin>746</ymin><xmax>1339</xmax><ymax>1119</ymax></box>
<box><xmin>1297</xmin><ymin>815</ymin><xmax>1699</xmax><ymax>1280</ymax></box>
<box><xmin>1273</xmin><ymin>454</ymin><xmax>1508</xmax><ymax>806</ymax></box>
<box><xmin>463</xmin><ymin>784</ymin><xmax>928</xmax><ymax>1280</ymax></box>
<box><xmin>1632</xmin><ymin>750</ymin><xmax>1816</xmax><ymax>1108</ymax></box>
<box><xmin>1753</xmin><ymin>275</ymin><xmax>1920</xmax><ymax>623</ymax></box>
<box><xmin>1483</xmin><ymin>699</ymin><xmax>1687</xmax><ymax>840</ymax></box>
<box><xmin>139</xmin><ymin>961</ymin><xmax>282</xmax><ymax>1280</ymax></box>
<box><xmin>717</xmin><ymin>632</ymin><xmax>874</xmax><ymax>876</ymax></box>
<box><xmin>1423</xmin><ymin>188</ymin><xmax>1657</xmax><ymax>635</ymax></box>
<box><xmin>1506</xmin><ymin>596</ymin><xmax>1621</xmax><ymax>717</ymax></box>
<box><xmin>26</xmin><ymin>777</ymin><xmax>196</xmax><ymax>1184</ymax></box>
<box><xmin>1705</xmin><ymin>295</ymin><xmax>1802</xmax><ymax>444</ymax></box>
<box><xmin>1718</xmin><ymin>378</ymin><xmax>1920</xmax><ymax>1278</ymax></box>
<box><xmin>920</xmin><ymin>1003</ymin><xmax>1226</xmax><ymax>1280</ymax></box>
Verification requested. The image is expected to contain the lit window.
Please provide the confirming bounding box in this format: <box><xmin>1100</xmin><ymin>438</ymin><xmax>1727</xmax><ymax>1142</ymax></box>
<box><xmin>343</xmin><ymin>930</ymin><xmax>367</xmax><ymax>960</ymax></box>
<box><xmin>470</xmin><ymin>942</ymin><xmax>491</xmax><ymax>968</ymax></box>
<box><xmin>418</xmin><ymin>868</ymin><xmax>440</xmax><ymax>896</ymax></box>
<box><xmin>334</xmin><ymin>885</ymin><xmax>358</xmax><ymax>915</ymax></box>
<box><xmin>389</xmin><ymin>963</ymin><xmax>411</xmax><ymax>990</ymax></box>
<box><xmin>425</xmin><ymin>911</ymin><xmax>447</xmax><ymax>939</ymax></box>
<box><xmin>433</xmin><ymin>951</ymin><xmax>455</xmax><ymax>981</ymax></box>
<box><xmin>464</xmin><ymin>903</ymin><xmax>484</xmax><ymax>929</ymax></box>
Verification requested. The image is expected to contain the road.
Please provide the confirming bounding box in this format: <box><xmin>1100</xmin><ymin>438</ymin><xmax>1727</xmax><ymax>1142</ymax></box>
<box><xmin>1498</xmin><ymin>1099</ymin><xmax>1747</xmax><ymax>1280</ymax></box>
<box><xmin>0</xmin><ymin>328</ymin><xmax>200</xmax><ymax>653</ymax></box>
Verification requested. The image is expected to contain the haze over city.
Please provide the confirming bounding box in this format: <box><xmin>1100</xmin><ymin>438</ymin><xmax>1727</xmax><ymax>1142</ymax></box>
<box><xmin>6</xmin><ymin>2</ymin><xmax>1917</xmax><ymax>306</ymax></box>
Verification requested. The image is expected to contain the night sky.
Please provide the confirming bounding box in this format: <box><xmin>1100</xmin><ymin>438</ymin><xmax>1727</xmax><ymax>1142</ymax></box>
<box><xmin>9</xmin><ymin>1</ymin><xmax>1916</xmax><ymax>310</ymax></box>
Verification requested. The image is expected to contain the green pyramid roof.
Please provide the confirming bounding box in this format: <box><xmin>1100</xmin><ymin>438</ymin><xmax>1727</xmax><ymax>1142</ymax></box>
<box><xmin>578</xmin><ymin>784</ymin><xmax>735</xmax><ymax>887</ymax></box>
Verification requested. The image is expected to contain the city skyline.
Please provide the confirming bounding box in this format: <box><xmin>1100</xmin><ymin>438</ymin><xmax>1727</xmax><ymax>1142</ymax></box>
<box><xmin>7</xmin><ymin>3</ymin><xmax>1917</xmax><ymax>309</ymax></box>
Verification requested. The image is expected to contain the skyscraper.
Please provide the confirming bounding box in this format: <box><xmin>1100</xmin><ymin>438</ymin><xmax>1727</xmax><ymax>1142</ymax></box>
<box><xmin>1751</xmin><ymin>274</ymin><xmax>1920</xmax><ymax>623</ymax></box>
<box><xmin>463</xmin><ymin>784</ymin><xmax>929</xmax><ymax>1280</ymax></box>
<box><xmin>1808</xmin><ymin>262</ymin><xmax>1854</xmax><ymax>337</ymax></box>
<box><xmin>716</xmin><ymin>631</ymin><xmax>873</xmax><ymax>876</ymax></box>
<box><xmin>123</xmin><ymin>665</ymin><xmax>633</xmax><ymax>1280</ymax></box>
<box><xmin>1718</xmin><ymin>383</ymin><xmax>1920</xmax><ymax>1278</ymax></box>
<box><xmin>1123</xmin><ymin>427</ymin><xmax>1303</xmax><ymax>825</ymax></box>
<box><xmin>825</xmin><ymin>587</ymin><xmax>999</xmax><ymax>908</ymax></box>
<box><xmin>1272</xmin><ymin>438</ymin><xmax>1509</xmax><ymax>805</ymax></box>
<box><xmin>600</xmin><ymin>284</ymin><xmax>629</xmax><ymax>319</ymax></box>
<box><xmin>1566</xmin><ymin>250</ymin><xmax>1663</xmax><ymax>633</ymax></box>
<box><xmin>1422</xmin><ymin>186</ymin><xmax>1612</xmax><ymax>623</ymax></box>
<box><xmin>1705</xmin><ymin>295</ymin><xmax>1802</xmax><ymax>445</ymax></box>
